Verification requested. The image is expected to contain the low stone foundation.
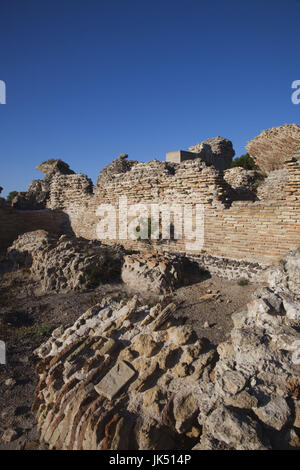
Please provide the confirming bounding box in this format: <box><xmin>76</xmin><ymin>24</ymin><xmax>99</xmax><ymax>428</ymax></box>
<box><xmin>186</xmin><ymin>252</ymin><xmax>266</xmax><ymax>282</ymax></box>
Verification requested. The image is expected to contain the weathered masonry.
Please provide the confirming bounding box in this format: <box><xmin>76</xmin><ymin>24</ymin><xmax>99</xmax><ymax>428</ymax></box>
<box><xmin>1</xmin><ymin>125</ymin><xmax>300</xmax><ymax>280</ymax></box>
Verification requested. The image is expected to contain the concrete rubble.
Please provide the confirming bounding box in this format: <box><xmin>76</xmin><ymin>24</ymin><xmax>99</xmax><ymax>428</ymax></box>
<box><xmin>121</xmin><ymin>252</ymin><xmax>184</xmax><ymax>294</ymax></box>
<box><xmin>8</xmin><ymin>230</ymin><xmax>124</xmax><ymax>293</ymax></box>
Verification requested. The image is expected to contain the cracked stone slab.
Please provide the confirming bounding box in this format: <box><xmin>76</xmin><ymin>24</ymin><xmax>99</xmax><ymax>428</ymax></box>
<box><xmin>94</xmin><ymin>361</ymin><xmax>135</xmax><ymax>400</ymax></box>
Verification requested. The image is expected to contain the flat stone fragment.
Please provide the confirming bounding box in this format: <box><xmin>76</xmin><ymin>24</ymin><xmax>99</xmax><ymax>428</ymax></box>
<box><xmin>94</xmin><ymin>361</ymin><xmax>135</xmax><ymax>400</ymax></box>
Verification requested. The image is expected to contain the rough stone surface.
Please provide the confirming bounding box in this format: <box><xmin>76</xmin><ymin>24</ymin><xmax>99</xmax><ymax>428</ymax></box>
<box><xmin>131</xmin><ymin>334</ymin><xmax>160</xmax><ymax>358</ymax></box>
<box><xmin>202</xmin><ymin>405</ymin><xmax>268</xmax><ymax>450</ymax></box>
<box><xmin>253</xmin><ymin>397</ymin><xmax>291</xmax><ymax>431</ymax></box>
<box><xmin>256</xmin><ymin>168</ymin><xmax>288</xmax><ymax>201</ymax></box>
<box><xmin>223</xmin><ymin>167</ymin><xmax>258</xmax><ymax>200</ymax></box>
<box><xmin>36</xmin><ymin>159</ymin><xmax>75</xmax><ymax>179</ymax></box>
<box><xmin>94</xmin><ymin>361</ymin><xmax>136</xmax><ymax>400</ymax></box>
<box><xmin>97</xmin><ymin>154</ymin><xmax>138</xmax><ymax>186</ymax></box>
<box><xmin>246</xmin><ymin>124</ymin><xmax>300</xmax><ymax>173</ymax></box>
<box><xmin>189</xmin><ymin>136</ymin><xmax>235</xmax><ymax>172</ymax></box>
<box><xmin>32</xmin><ymin>248</ymin><xmax>300</xmax><ymax>450</ymax></box>
<box><xmin>1</xmin><ymin>429</ymin><xmax>18</xmax><ymax>443</ymax></box>
<box><xmin>11</xmin><ymin>159</ymin><xmax>76</xmax><ymax>210</ymax></box>
<box><xmin>8</xmin><ymin>230</ymin><xmax>124</xmax><ymax>293</ymax></box>
<box><xmin>12</xmin><ymin>179</ymin><xmax>51</xmax><ymax>210</ymax></box>
<box><xmin>265</xmin><ymin>246</ymin><xmax>300</xmax><ymax>296</ymax></box>
<box><xmin>121</xmin><ymin>253</ymin><xmax>184</xmax><ymax>294</ymax></box>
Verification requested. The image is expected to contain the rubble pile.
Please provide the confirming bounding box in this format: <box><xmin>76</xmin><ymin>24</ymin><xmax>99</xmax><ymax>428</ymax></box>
<box><xmin>33</xmin><ymin>248</ymin><xmax>300</xmax><ymax>450</ymax></box>
<box><xmin>8</xmin><ymin>230</ymin><xmax>124</xmax><ymax>293</ymax></box>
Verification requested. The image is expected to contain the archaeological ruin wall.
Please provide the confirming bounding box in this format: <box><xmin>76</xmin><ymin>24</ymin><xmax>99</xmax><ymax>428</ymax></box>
<box><xmin>1</xmin><ymin>126</ymin><xmax>300</xmax><ymax>281</ymax></box>
<box><xmin>246</xmin><ymin>123</ymin><xmax>300</xmax><ymax>172</ymax></box>
<box><xmin>44</xmin><ymin>153</ymin><xmax>300</xmax><ymax>281</ymax></box>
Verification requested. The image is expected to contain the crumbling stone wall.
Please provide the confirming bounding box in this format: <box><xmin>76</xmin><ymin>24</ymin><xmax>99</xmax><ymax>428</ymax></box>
<box><xmin>189</xmin><ymin>136</ymin><xmax>235</xmax><ymax>172</ymax></box>
<box><xmin>11</xmin><ymin>159</ymin><xmax>76</xmax><ymax>210</ymax></box>
<box><xmin>256</xmin><ymin>168</ymin><xmax>288</xmax><ymax>201</ymax></box>
<box><xmin>49</xmin><ymin>174</ymin><xmax>94</xmax><ymax>210</ymax></box>
<box><xmin>97</xmin><ymin>154</ymin><xmax>138</xmax><ymax>186</ymax></box>
<box><xmin>223</xmin><ymin>167</ymin><xmax>258</xmax><ymax>201</ymax></box>
<box><xmin>44</xmin><ymin>153</ymin><xmax>300</xmax><ymax>279</ymax></box>
<box><xmin>8</xmin><ymin>230</ymin><xmax>124</xmax><ymax>293</ymax></box>
<box><xmin>1</xmin><ymin>127</ymin><xmax>300</xmax><ymax>279</ymax></box>
<box><xmin>246</xmin><ymin>124</ymin><xmax>300</xmax><ymax>173</ymax></box>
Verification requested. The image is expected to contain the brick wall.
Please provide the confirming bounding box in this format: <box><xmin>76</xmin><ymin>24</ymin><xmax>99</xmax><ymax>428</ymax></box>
<box><xmin>246</xmin><ymin>124</ymin><xmax>300</xmax><ymax>172</ymax></box>
<box><xmin>45</xmin><ymin>157</ymin><xmax>300</xmax><ymax>279</ymax></box>
<box><xmin>1</xmin><ymin>152</ymin><xmax>299</xmax><ymax>279</ymax></box>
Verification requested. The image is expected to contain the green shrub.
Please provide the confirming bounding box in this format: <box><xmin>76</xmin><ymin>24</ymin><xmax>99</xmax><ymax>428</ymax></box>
<box><xmin>231</xmin><ymin>154</ymin><xmax>259</xmax><ymax>171</ymax></box>
<box><xmin>6</xmin><ymin>191</ymin><xmax>18</xmax><ymax>202</ymax></box>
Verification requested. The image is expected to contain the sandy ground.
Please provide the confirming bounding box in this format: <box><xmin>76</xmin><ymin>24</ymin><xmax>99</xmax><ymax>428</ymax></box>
<box><xmin>173</xmin><ymin>276</ymin><xmax>261</xmax><ymax>345</ymax></box>
<box><xmin>0</xmin><ymin>264</ymin><xmax>261</xmax><ymax>450</ymax></box>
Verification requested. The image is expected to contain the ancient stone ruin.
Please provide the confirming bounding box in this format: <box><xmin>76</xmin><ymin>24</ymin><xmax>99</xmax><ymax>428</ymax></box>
<box><xmin>11</xmin><ymin>159</ymin><xmax>77</xmax><ymax>210</ymax></box>
<box><xmin>1</xmin><ymin>125</ymin><xmax>300</xmax><ymax>279</ymax></box>
<box><xmin>121</xmin><ymin>253</ymin><xmax>184</xmax><ymax>295</ymax></box>
<box><xmin>246</xmin><ymin>123</ymin><xmax>300</xmax><ymax>173</ymax></box>
<box><xmin>8</xmin><ymin>230</ymin><xmax>124</xmax><ymax>293</ymax></box>
<box><xmin>166</xmin><ymin>136</ymin><xmax>235</xmax><ymax>172</ymax></box>
<box><xmin>0</xmin><ymin>123</ymin><xmax>300</xmax><ymax>451</ymax></box>
<box><xmin>32</xmin><ymin>247</ymin><xmax>300</xmax><ymax>450</ymax></box>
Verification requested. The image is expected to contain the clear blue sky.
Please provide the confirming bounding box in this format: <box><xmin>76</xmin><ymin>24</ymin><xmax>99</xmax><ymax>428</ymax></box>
<box><xmin>1</xmin><ymin>0</ymin><xmax>300</xmax><ymax>197</ymax></box>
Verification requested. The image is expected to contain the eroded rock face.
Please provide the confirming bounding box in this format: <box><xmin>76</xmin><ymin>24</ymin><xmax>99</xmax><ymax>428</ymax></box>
<box><xmin>8</xmin><ymin>230</ymin><xmax>124</xmax><ymax>293</ymax></box>
<box><xmin>265</xmin><ymin>246</ymin><xmax>300</xmax><ymax>296</ymax></box>
<box><xmin>12</xmin><ymin>159</ymin><xmax>75</xmax><ymax>210</ymax></box>
<box><xmin>121</xmin><ymin>253</ymin><xmax>184</xmax><ymax>294</ymax></box>
<box><xmin>36</xmin><ymin>159</ymin><xmax>75</xmax><ymax>179</ymax></box>
<box><xmin>32</xmin><ymin>247</ymin><xmax>300</xmax><ymax>450</ymax></box>
<box><xmin>189</xmin><ymin>136</ymin><xmax>235</xmax><ymax>172</ymax></box>
<box><xmin>223</xmin><ymin>167</ymin><xmax>258</xmax><ymax>200</ymax></box>
<box><xmin>97</xmin><ymin>154</ymin><xmax>138</xmax><ymax>186</ymax></box>
<box><xmin>12</xmin><ymin>180</ymin><xmax>50</xmax><ymax>210</ymax></box>
<box><xmin>32</xmin><ymin>298</ymin><xmax>208</xmax><ymax>450</ymax></box>
<box><xmin>246</xmin><ymin>124</ymin><xmax>300</xmax><ymax>173</ymax></box>
<box><xmin>256</xmin><ymin>168</ymin><xmax>288</xmax><ymax>201</ymax></box>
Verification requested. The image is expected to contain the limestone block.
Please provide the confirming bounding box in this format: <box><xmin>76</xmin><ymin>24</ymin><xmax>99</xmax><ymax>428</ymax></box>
<box><xmin>94</xmin><ymin>361</ymin><xmax>135</xmax><ymax>400</ymax></box>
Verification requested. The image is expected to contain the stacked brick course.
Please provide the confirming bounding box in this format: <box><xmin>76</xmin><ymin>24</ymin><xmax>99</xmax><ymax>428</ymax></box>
<box><xmin>1</xmin><ymin>127</ymin><xmax>300</xmax><ymax>280</ymax></box>
<box><xmin>246</xmin><ymin>124</ymin><xmax>300</xmax><ymax>172</ymax></box>
<box><xmin>45</xmin><ymin>153</ymin><xmax>300</xmax><ymax>279</ymax></box>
